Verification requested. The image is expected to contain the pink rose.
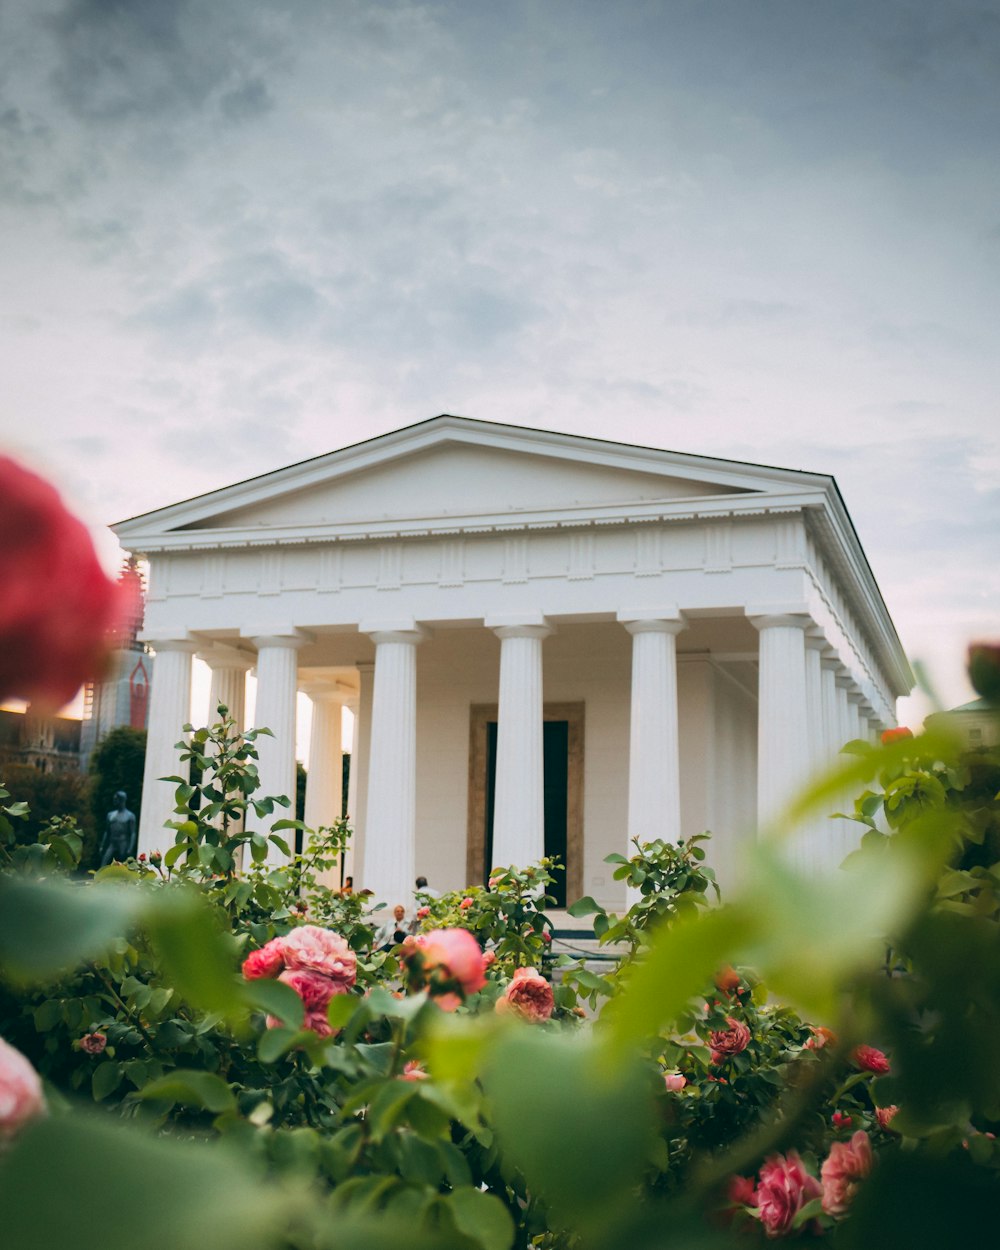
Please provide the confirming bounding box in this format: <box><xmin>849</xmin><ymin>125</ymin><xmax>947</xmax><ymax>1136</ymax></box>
<box><xmin>821</xmin><ymin>1130</ymin><xmax>873</xmax><ymax>1216</ymax></box>
<box><xmin>416</xmin><ymin>906</ymin><xmax>430</xmax><ymax>920</ymax></box>
<box><xmin>79</xmin><ymin>1032</ymin><xmax>107</xmax><ymax>1055</ymax></box>
<box><xmin>804</xmin><ymin>1026</ymin><xmax>836</xmax><ymax>1051</ymax></box>
<box><xmin>404</xmin><ymin>928</ymin><xmax>487</xmax><ymax>1009</ymax></box>
<box><xmin>756</xmin><ymin>1151</ymin><xmax>821</xmax><ymax>1237</ymax></box>
<box><xmin>459</xmin><ymin>897</ymin><xmax>474</xmax><ymax>910</ymax></box>
<box><xmin>242</xmin><ymin>938</ymin><xmax>285</xmax><ymax>981</ymax></box>
<box><xmin>265</xmin><ymin>969</ymin><xmax>347</xmax><ymax>1039</ymax></box>
<box><xmin>875</xmin><ymin>1105</ymin><xmax>899</xmax><ymax>1131</ymax></box>
<box><xmin>483</xmin><ymin>950</ymin><xmax>497</xmax><ymax>968</ymax></box>
<box><xmin>495</xmin><ymin>967</ymin><xmax>554</xmax><ymax>1022</ymax></box>
<box><xmin>0</xmin><ymin>456</ymin><xmax>134</xmax><ymax>711</ymax></box>
<box><xmin>831</xmin><ymin>1110</ymin><xmax>853</xmax><ymax>1129</ymax></box>
<box><xmin>280</xmin><ymin>925</ymin><xmax>357</xmax><ymax>990</ymax></box>
<box><xmin>0</xmin><ymin>1036</ymin><xmax>46</xmax><ymax>1143</ymax></box>
<box><xmin>663</xmin><ymin>1071</ymin><xmax>687</xmax><ymax>1092</ymax></box>
<box><xmin>401</xmin><ymin>1060</ymin><xmax>428</xmax><ymax>1081</ymax></box>
<box><xmin>853</xmin><ymin>1044</ymin><xmax>890</xmax><ymax>1075</ymax></box>
<box><xmin>728</xmin><ymin>1174</ymin><xmax>757</xmax><ymax>1206</ymax></box>
<box><xmin>709</xmin><ymin>1017</ymin><xmax>751</xmax><ymax>1064</ymax></box>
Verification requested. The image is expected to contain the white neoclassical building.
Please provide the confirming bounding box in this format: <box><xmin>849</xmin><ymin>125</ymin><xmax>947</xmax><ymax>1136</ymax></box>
<box><xmin>114</xmin><ymin>416</ymin><xmax>911</xmax><ymax>909</ymax></box>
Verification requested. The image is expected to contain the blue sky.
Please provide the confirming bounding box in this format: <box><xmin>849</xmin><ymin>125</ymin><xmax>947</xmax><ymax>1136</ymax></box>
<box><xmin>2</xmin><ymin>0</ymin><xmax>998</xmax><ymax>722</ymax></box>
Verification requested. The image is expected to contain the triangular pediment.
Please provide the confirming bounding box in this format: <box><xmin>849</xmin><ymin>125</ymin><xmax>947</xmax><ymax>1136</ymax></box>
<box><xmin>176</xmin><ymin>443</ymin><xmax>755</xmax><ymax>532</ymax></box>
<box><xmin>114</xmin><ymin>416</ymin><xmax>831</xmax><ymax>547</ymax></box>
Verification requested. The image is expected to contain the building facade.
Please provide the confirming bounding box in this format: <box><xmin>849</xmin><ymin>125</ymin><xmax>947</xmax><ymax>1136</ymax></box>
<box><xmin>113</xmin><ymin>416</ymin><xmax>911</xmax><ymax>909</ymax></box>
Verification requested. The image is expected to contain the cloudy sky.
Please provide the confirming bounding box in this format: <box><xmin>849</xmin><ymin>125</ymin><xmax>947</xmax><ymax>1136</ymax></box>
<box><xmin>2</xmin><ymin>0</ymin><xmax>998</xmax><ymax>724</ymax></box>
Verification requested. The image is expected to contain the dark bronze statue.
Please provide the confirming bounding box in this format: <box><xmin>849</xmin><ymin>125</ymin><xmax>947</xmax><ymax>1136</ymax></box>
<box><xmin>98</xmin><ymin>791</ymin><xmax>138</xmax><ymax>866</ymax></box>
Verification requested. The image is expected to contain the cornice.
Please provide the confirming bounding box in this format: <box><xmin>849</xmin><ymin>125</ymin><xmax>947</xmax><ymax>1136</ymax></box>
<box><xmin>117</xmin><ymin>489</ymin><xmax>827</xmax><ymax>554</ymax></box>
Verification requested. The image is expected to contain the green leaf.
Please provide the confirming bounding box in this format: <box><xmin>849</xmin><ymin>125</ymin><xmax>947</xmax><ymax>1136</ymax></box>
<box><xmin>137</xmin><ymin>1070</ymin><xmax>236</xmax><ymax>1113</ymax></box>
<box><xmin>145</xmin><ymin>889</ymin><xmax>244</xmax><ymax>1019</ymax></box>
<box><xmin>367</xmin><ymin>1081</ymin><xmax>418</xmax><ymax>1142</ymax></box>
<box><xmin>257</xmin><ymin>1026</ymin><xmax>300</xmax><ymax>1063</ymax></box>
<box><xmin>566</xmin><ymin>895</ymin><xmax>603</xmax><ymax>918</ymax></box>
<box><xmin>603</xmin><ymin>904</ymin><xmax>754</xmax><ymax>1050</ymax></box>
<box><xmin>447</xmin><ymin>1188</ymin><xmax>515</xmax><ymax>1250</ymax></box>
<box><xmin>241</xmin><ymin>977</ymin><xmax>305</xmax><ymax>1029</ymax></box>
<box><xmin>91</xmin><ymin>1062</ymin><xmax>123</xmax><ymax>1102</ymax></box>
<box><xmin>0</xmin><ymin>877</ymin><xmax>142</xmax><ymax>984</ymax></box>
<box><xmin>483</xmin><ymin>1031</ymin><xmax>654</xmax><ymax>1231</ymax></box>
<box><xmin>0</xmin><ymin>1113</ymin><xmax>293</xmax><ymax>1250</ymax></box>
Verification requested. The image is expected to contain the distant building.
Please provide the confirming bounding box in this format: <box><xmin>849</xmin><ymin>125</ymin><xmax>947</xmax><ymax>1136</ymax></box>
<box><xmin>79</xmin><ymin>557</ymin><xmax>154</xmax><ymax>769</ymax></box>
<box><xmin>0</xmin><ymin>707</ymin><xmax>82</xmax><ymax>773</ymax></box>
<box><xmin>930</xmin><ymin>699</ymin><xmax>999</xmax><ymax>750</ymax></box>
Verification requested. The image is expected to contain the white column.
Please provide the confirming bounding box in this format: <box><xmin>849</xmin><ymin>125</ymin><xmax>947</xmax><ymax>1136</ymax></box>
<box><xmin>618</xmin><ymin>609</ymin><xmax>686</xmax><ymax>848</ymax></box>
<box><xmin>201</xmin><ymin>647</ymin><xmax>252</xmax><ymax>732</ymax></box>
<box><xmin>361</xmin><ymin>625</ymin><xmax>426</xmax><ymax>905</ymax></box>
<box><xmin>137</xmin><ymin>637</ymin><xmax>198</xmax><ymax>856</ymax></box>
<box><xmin>346</xmin><ymin>663</ymin><xmax>374</xmax><ymax>889</ymax></box>
<box><xmin>250</xmin><ymin>631</ymin><xmax>310</xmax><ymax>860</ymax></box>
<box><xmin>487</xmin><ymin>614</ymin><xmax>553</xmax><ymax>871</ymax></box>
<box><xmin>749</xmin><ymin>610</ymin><xmax>811</xmax><ymax>834</ymax></box>
<box><xmin>847</xmin><ymin>689</ymin><xmax>865</xmax><ymax>745</ymax></box>
<box><xmin>820</xmin><ymin>654</ymin><xmax>842</xmax><ymax>759</ymax></box>
<box><xmin>302</xmin><ymin>685</ymin><xmax>344</xmax><ymax>830</ymax></box>
<box><xmin>835</xmin><ymin>672</ymin><xmax>854</xmax><ymax>749</ymax></box>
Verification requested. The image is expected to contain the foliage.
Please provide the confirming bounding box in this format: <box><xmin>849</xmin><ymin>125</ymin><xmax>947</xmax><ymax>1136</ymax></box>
<box><xmin>1</xmin><ymin>763</ymin><xmax>94</xmax><ymax>857</ymax></box>
<box><xmin>88</xmin><ymin>726</ymin><xmax>147</xmax><ymax>864</ymax></box>
<box><xmin>2</xmin><ymin>686</ymin><xmax>1000</xmax><ymax>1250</ymax></box>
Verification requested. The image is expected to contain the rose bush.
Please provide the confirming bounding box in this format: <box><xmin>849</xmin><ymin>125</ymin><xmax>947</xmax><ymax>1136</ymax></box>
<box><xmin>0</xmin><ymin>614</ymin><xmax>999</xmax><ymax>1248</ymax></box>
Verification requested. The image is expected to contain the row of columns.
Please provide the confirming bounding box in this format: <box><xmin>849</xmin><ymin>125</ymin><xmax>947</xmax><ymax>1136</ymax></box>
<box><xmin>137</xmin><ymin>610</ymin><xmax>885</xmax><ymax>892</ymax></box>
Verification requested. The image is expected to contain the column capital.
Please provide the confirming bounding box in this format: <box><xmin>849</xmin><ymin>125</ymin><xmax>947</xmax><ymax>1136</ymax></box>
<box><xmin>360</xmin><ymin>620</ymin><xmax>429</xmax><ymax>647</ymax></box>
<box><xmin>248</xmin><ymin>627</ymin><xmax>313</xmax><ymax>651</ymax></box>
<box><xmin>834</xmin><ymin>671</ymin><xmax>854</xmax><ymax>690</ymax></box>
<box><xmin>618</xmin><ymin>607</ymin><xmax>687</xmax><ymax>636</ymax></box>
<box><xmin>485</xmin><ymin>611</ymin><xmax>553</xmax><ymax>641</ymax></box>
<box><xmin>299</xmin><ymin>681</ymin><xmax>348</xmax><ymax>703</ymax></box>
<box><xmin>804</xmin><ymin>632</ymin><xmax>828</xmax><ymax>652</ymax></box>
<box><xmin>746</xmin><ymin>605</ymin><xmax>812</xmax><ymax>632</ymax></box>
<box><xmin>846</xmin><ymin>688</ymin><xmax>866</xmax><ymax>706</ymax></box>
<box><xmin>197</xmin><ymin>643</ymin><xmax>255</xmax><ymax>671</ymax></box>
<box><xmin>819</xmin><ymin>652</ymin><xmax>841</xmax><ymax>671</ymax></box>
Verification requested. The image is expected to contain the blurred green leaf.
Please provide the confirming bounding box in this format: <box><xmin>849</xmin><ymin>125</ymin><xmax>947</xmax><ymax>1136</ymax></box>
<box><xmin>137</xmin><ymin>1070</ymin><xmax>237</xmax><ymax>1113</ymax></box>
<box><xmin>145</xmin><ymin>888</ymin><xmax>244</xmax><ymax>1019</ymax></box>
<box><xmin>483</xmin><ymin>1030</ymin><xmax>654</xmax><ymax>1230</ymax></box>
<box><xmin>447</xmin><ymin>1187</ymin><xmax>515</xmax><ymax>1250</ymax></box>
<box><xmin>0</xmin><ymin>1114</ymin><xmax>293</xmax><ymax>1250</ymax></box>
<box><xmin>0</xmin><ymin>876</ymin><xmax>142</xmax><ymax>983</ymax></box>
<box><xmin>603</xmin><ymin>904</ymin><xmax>754</xmax><ymax>1050</ymax></box>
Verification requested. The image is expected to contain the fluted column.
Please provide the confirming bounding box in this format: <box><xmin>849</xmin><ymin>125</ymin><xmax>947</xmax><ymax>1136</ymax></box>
<box><xmin>361</xmin><ymin>625</ymin><xmax>426</xmax><ymax>905</ymax></box>
<box><xmin>203</xmin><ymin>650</ymin><xmax>252</xmax><ymax>732</ymax></box>
<box><xmin>346</xmin><ymin>664</ymin><xmax>373</xmax><ymax>888</ymax></box>
<box><xmin>487</xmin><ymin>614</ymin><xmax>553</xmax><ymax>871</ymax></box>
<box><xmin>618</xmin><ymin>609</ymin><xmax>687</xmax><ymax>848</ymax></box>
<box><xmin>847</xmin><ymin>689</ymin><xmax>866</xmax><ymax>745</ymax></box>
<box><xmin>835</xmin><ymin>672</ymin><xmax>854</xmax><ymax>749</ymax></box>
<box><xmin>749</xmin><ymin>610</ymin><xmax>811</xmax><ymax>833</ymax></box>
<box><xmin>137</xmin><ymin>637</ymin><xmax>199</xmax><ymax>856</ymax></box>
<box><xmin>250</xmin><ymin>630</ymin><xmax>310</xmax><ymax>860</ymax></box>
<box><xmin>820</xmin><ymin>654</ymin><xmax>842</xmax><ymax>759</ymax></box>
<box><xmin>302</xmin><ymin>685</ymin><xmax>344</xmax><ymax>830</ymax></box>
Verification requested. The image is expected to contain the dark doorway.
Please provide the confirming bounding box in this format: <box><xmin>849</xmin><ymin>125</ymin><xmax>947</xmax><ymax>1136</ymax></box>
<box><xmin>483</xmin><ymin>719</ymin><xmax>569</xmax><ymax>907</ymax></box>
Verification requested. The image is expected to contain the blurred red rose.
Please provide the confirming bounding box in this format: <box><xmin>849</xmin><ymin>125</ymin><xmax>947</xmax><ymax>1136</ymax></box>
<box><xmin>0</xmin><ymin>456</ymin><xmax>130</xmax><ymax>711</ymax></box>
<box><xmin>853</xmin><ymin>1044</ymin><xmax>890</xmax><ymax>1075</ymax></box>
<box><xmin>880</xmin><ymin>726</ymin><xmax>913</xmax><ymax>745</ymax></box>
<box><xmin>968</xmin><ymin>643</ymin><xmax>1000</xmax><ymax>702</ymax></box>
